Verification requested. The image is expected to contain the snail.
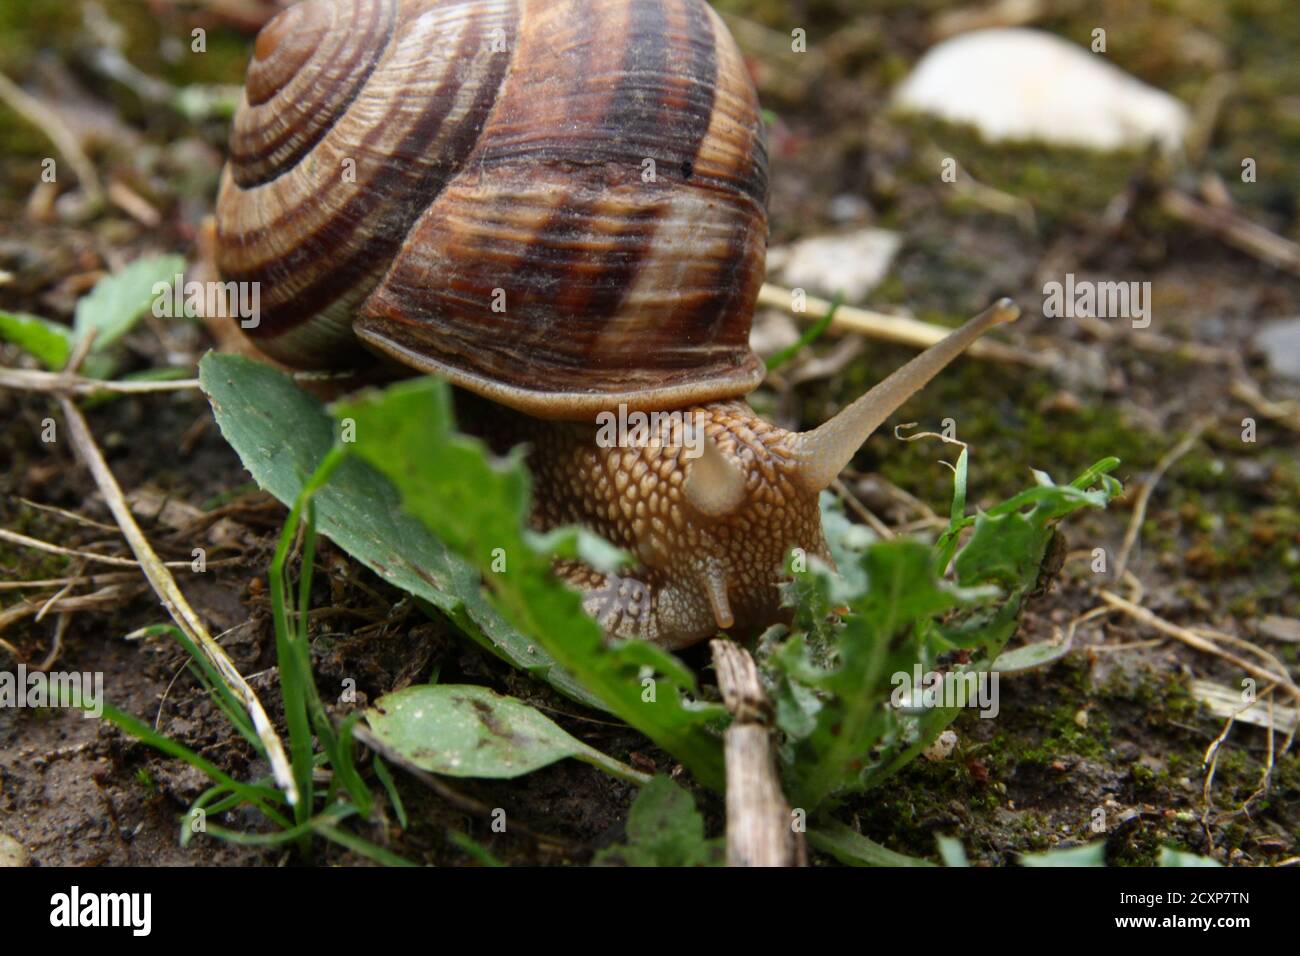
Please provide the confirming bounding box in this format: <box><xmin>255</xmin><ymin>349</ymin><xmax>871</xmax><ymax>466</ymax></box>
<box><xmin>216</xmin><ymin>0</ymin><xmax>1018</xmax><ymax>649</ymax></box>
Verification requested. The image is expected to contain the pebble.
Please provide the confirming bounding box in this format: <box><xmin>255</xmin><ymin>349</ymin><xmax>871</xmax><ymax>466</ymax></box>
<box><xmin>893</xmin><ymin>28</ymin><xmax>1190</xmax><ymax>153</ymax></box>
<box><xmin>765</xmin><ymin>227</ymin><xmax>902</xmax><ymax>303</ymax></box>
<box><xmin>0</xmin><ymin>833</ymin><xmax>29</xmax><ymax>867</ymax></box>
<box><xmin>923</xmin><ymin>729</ymin><xmax>959</xmax><ymax>761</ymax></box>
<box><xmin>1253</xmin><ymin>317</ymin><xmax>1300</xmax><ymax>380</ymax></box>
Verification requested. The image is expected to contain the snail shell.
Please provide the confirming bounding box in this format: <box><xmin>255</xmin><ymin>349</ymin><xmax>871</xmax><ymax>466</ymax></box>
<box><xmin>216</xmin><ymin>0</ymin><xmax>770</xmax><ymax>418</ymax></box>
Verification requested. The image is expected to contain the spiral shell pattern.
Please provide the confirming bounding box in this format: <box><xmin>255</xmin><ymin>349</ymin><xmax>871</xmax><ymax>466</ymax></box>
<box><xmin>216</xmin><ymin>0</ymin><xmax>769</xmax><ymax>418</ymax></box>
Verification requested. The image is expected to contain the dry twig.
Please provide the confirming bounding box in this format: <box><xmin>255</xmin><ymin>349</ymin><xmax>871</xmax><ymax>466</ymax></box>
<box><xmin>0</xmin><ymin>528</ymin><xmax>194</xmax><ymax>569</ymax></box>
<box><xmin>0</xmin><ymin>367</ymin><xmax>200</xmax><ymax>395</ymax></box>
<box><xmin>1097</xmin><ymin>589</ymin><xmax>1300</xmax><ymax>703</ymax></box>
<box><xmin>757</xmin><ymin>283</ymin><xmax>1048</xmax><ymax>367</ymax></box>
<box><xmin>830</xmin><ymin>478</ymin><xmax>895</xmax><ymax>539</ymax></box>
<box><xmin>1160</xmin><ymin>189</ymin><xmax>1300</xmax><ymax>277</ymax></box>
<box><xmin>0</xmin><ymin>571</ymin><xmax>139</xmax><ymax>592</ymax></box>
<box><xmin>0</xmin><ymin>582</ymin><xmax>144</xmax><ymax>636</ymax></box>
<box><xmin>0</xmin><ymin>70</ymin><xmax>103</xmax><ymax>206</ymax></box>
<box><xmin>1072</xmin><ymin>314</ymin><xmax>1238</xmax><ymax>366</ymax></box>
<box><xmin>1231</xmin><ymin>377</ymin><xmax>1300</xmax><ymax>433</ymax></box>
<box><xmin>54</xmin><ymin>394</ymin><xmax>299</xmax><ymax>805</ymax></box>
<box><xmin>1113</xmin><ymin>418</ymin><xmax>1211</xmax><ymax>582</ymax></box>
<box><xmin>711</xmin><ymin>639</ymin><xmax>804</xmax><ymax>867</ymax></box>
<box><xmin>16</xmin><ymin>497</ymin><xmax>119</xmax><ymax>532</ymax></box>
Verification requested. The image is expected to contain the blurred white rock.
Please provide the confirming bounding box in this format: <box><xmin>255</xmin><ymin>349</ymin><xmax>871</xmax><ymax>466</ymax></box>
<box><xmin>748</xmin><ymin>308</ymin><xmax>801</xmax><ymax>359</ymax></box>
<box><xmin>0</xmin><ymin>832</ymin><xmax>28</xmax><ymax>867</ymax></box>
<box><xmin>1254</xmin><ymin>318</ymin><xmax>1300</xmax><ymax>380</ymax></box>
<box><xmin>892</xmin><ymin>28</ymin><xmax>1190</xmax><ymax>153</ymax></box>
<box><xmin>765</xmin><ymin>227</ymin><xmax>901</xmax><ymax>303</ymax></box>
<box><xmin>923</xmin><ymin>730</ymin><xmax>959</xmax><ymax>762</ymax></box>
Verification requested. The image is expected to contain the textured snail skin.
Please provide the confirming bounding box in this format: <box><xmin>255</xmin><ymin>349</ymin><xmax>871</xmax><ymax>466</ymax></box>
<box><xmin>461</xmin><ymin>395</ymin><xmax>830</xmax><ymax>650</ymax></box>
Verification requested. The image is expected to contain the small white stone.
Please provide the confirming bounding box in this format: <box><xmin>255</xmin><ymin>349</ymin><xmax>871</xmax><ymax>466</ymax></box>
<box><xmin>748</xmin><ymin>309</ymin><xmax>802</xmax><ymax>359</ymax></box>
<box><xmin>0</xmin><ymin>833</ymin><xmax>29</xmax><ymax>867</ymax></box>
<box><xmin>893</xmin><ymin>28</ymin><xmax>1189</xmax><ymax>153</ymax></box>
<box><xmin>765</xmin><ymin>228</ymin><xmax>902</xmax><ymax>303</ymax></box>
<box><xmin>922</xmin><ymin>729</ymin><xmax>959</xmax><ymax>762</ymax></box>
<box><xmin>1254</xmin><ymin>317</ymin><xmax>1300</xmax><ymax>380</ymax></box>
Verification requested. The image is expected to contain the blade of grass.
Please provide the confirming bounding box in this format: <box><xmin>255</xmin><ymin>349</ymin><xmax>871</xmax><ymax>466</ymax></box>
<box><xmin>372</xmin><ymin>756</ymin><xmax>407</xmax><ymax>831</ymax></box>
<box><xmin>56</xmin><ymin>394</ymin><xmax>297</xmax><ymax>803</ymax></box>
<box><xmin>201</xmin><ymin>803</ymin><xmax>356</xmax><ymax>847</ymax></box>
<box><xmin>765</xmin><ymin>292</ymin><xmax>843</xmax><ymax>371</ymax></box>
<box><xmin>807</xmin><ymin>821</ymin><xmax>937</xmax><ymax>867</ymax></box>
<box><xmin>97</xmin><ymin>702</ymin><xmax>290</xmax><ymax>828</ymax></box>
<box><xmin>133</xmin><ymin>623</ymin><xmax>261</xmax><ymax>750</ymax></box>
<box><xmin>311</xmin><ymin>822</ymin><xmax>416</xmax><ymax>867</ymax></box>
<box><xmin>448</xmin><ymin>831</ymin><xmax>504</xmax><ymax>867</ymax></box>
<box><xmin>269</xmin><ymin>497</ymin><xmax>316</xmax><ymax>832</ymax></box>
<box><xmin>334</xmin><ymin>712</ymin><xmax>373</xmax><ymax>816</ymax></box>
<box><xmin>269</xmin><ymin>446</ymin><xmax>378</xmax><ymax>836</ymax></box>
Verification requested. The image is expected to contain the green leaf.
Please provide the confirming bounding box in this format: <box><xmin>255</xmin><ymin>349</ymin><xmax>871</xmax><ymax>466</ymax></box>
<box><xmin>95</xmin><ymin>700</ymin><xmax>290</xmax><ymax>829</ymax></box>
<box><xmin>594</xmin><ymin>776</ymin><xmax>722</xmax><ymax>867</ymax></box>
<box><xmin>372</xmin><ymin>757</ymin><xmax>407</xmax><ymax>830</ymax></box>
<box><xmin>953</xmin><ymin>510</ymin><xmax>1043</xmax><ymax>590</ymax></box>
<box><xmin>779</xmin><ymin>539</ymin><xmax>981</xmax><ymax>809</ymax></box>
<box><xmin>807</xmin><ymin>820</ymin><xmax>937</xmax><ymax>867</ymax></box>
<box><xmin>1019</xmin><ymin>842</ymin><xmax>1108</xmax><ymax>867</ymax></box>
<box><xmin>0</xmin><ymin>311</ymin><xmax>74</xmax><ymax>369</ymax></box>
<box><xmin>447</xmin><ymin>830</ymin><xmax>505</xmax><ymax>867</ymax></box>
<box><xmin>989</xmin><ymin>637</ymin><xmax>1074</xmax><ymax>674</ymax></box>
<box><xmin>365</xmin><ymin>684</ymin><xmax>647</xmax><ymax>783</ymax></box>
<box><xmin>198</xmin><ymin>353</ymin><xmax>600</xmax><ymax>710</ymax></box>
<box><xmin>334</xmin><ymin>377</ymin><xmax>726</xmax><ymax>789</ymax></box>
<box><xmin>74</xmin><ymin>254</ymin><xmax>186</xmax><ymax>350</ymax></box>
<box><xmin>1159</xmin><ymin>846</ymin><xmax>1222</xmax><ymax>867</ymax></box>
<box><xmin>934</xmin><ymin>446</ymin><xmax>970</xmax><ymax>571</ymax></box>
<box><xmin>936</xmin><ymin>834</ymin><xmax>969</xmax><ymax>867</ymax></box>
<box><xmin>769</xmin><ymin>457</ymin><xmax>1122</xmax><ymax>811</ymax></box>
<box><xmin>765</xmin><ymin>293</ymin><xmax>842</xmax><ymax>371</ymax></box>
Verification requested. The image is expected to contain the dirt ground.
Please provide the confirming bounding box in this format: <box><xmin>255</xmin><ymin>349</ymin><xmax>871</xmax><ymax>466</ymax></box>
<box><xmin>1</xmin><ymin>0</ymin><xmax>1298</xmax><ymax>866</ymax></box>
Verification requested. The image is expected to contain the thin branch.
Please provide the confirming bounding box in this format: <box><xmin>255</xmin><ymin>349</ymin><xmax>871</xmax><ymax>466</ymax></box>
<box><xmin>1098</xmin><ymin>589</ymin><xmax>1300</xmax><ymax>702</ymax></box>
<box><xmin>1161</xmin><ymin>189</ymin><xmax>1300</xmax><ymax>277</ymax></box>
<box><xmin>1072</xmin><ymin>314</ymin><xmax>1237</xmax><ymax>365</ymax></box>
<box><xmin>0</xmin><ymin>582</ymin><xmax>144</xmax><ymax>635</ymax></box>
<box><xmin>16</xmin><ymin>497</ymin><xmax>120</xmax><ymax>533</ymax></box>
<box><xmin>1200</xmin><ymin>705</ymin><xmax>1240</xmax><ymax>854</ymax></box>
<box><xmin>0</xmin><ymin>367</ymin><xmax>200</xmax><ymax>395</ymax></box>
<box><xmin>36</xmin><ymin>612</ymin><xmax>71</xmax><ymax>671</ymax></box>
<box><xmin>55</xmin><ymin>395</ymin><xmax>299</xmax><ymax>806</ymax></box>
<box><xmin>0</xmin><ymin>571</ymin><xmax>139</xmax><ymax>591</ymax></box>
<box><xmin>711</xmin><ymin>639</ymin><xmax>804</xmax><ymax>867</ymax></box>
<box><xmin>1114</xmin><ymin>418</ymin><xmax>1211</xmax><ymax>581</ymax></box>
<box><xmin>1231</xmin><ymin>377</ymin><xmax>1300</xmax><ymax>433</ymax></box>
<box><xmin>0</xmin><ymin>70</ymin><xmax>103</xmax><ymax>206</ymax></box>
<box><xmin>33</xmin><ymin>581</ymin><xmax>73</xmax><ymax>623</ymax></box>
<box><xmin>0</xmin><ymin>528</ymin><xmax>194</xmax><ymax>569</ymax></box>
<box><xmin>830</xmin><ymin>478</ymin><xmax>895</xmax><ymax>539</ymax></box>
<box><xmin>757</xmin><ymin>283</ymin><xmax>1050</xmax><ymax>367</ymax></box>
<box><xmin>1191</xmin><ymin>627</ymin><xmax>1297</xmax><ymax>693</ymax></box>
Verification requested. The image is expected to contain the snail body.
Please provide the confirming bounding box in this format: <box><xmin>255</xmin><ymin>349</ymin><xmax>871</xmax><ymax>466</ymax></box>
<box><xmin>218</xmin><ymin>0</ymin><xmax>1016</xmax><ymax>649</ymax></box>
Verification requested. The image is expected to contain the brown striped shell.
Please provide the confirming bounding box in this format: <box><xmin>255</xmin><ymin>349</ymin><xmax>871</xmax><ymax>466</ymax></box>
<box><xmin>216</xmin><ymin>0</ymin><xmax>770</xmax><ymax>419</ymax></box>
